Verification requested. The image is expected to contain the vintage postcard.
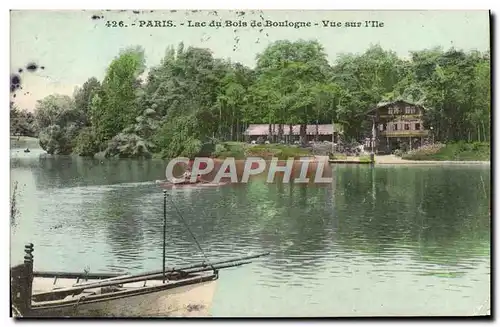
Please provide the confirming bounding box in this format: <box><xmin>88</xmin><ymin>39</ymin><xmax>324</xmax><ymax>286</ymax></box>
<box><xmin>10</xmin><ymin>9</ymin><xmax>491</xmax><ymax>318</ymax></box>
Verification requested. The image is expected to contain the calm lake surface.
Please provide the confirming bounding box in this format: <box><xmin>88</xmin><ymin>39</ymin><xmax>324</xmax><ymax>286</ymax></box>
<box><xmin>10</xmin><ymin>147</ymin><xmax>491</xmax><ymax>316</ymax></box>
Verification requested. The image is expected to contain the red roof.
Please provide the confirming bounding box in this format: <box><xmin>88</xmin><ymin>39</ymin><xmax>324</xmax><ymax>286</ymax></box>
<box><xmin>244</xmin><ymin>124</ymin><xmax>335</xmax><ymax>136</ymax></box>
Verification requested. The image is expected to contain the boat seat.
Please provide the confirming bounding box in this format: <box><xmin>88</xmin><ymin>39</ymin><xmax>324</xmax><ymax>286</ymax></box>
<box><xmin>64</xmin><ymin>289</ymin><xmax>98</xmax><ymax>300</ymax></box>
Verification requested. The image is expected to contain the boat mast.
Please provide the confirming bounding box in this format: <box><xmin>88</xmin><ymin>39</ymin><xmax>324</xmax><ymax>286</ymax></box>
<box><xmin>162</xmin><ymin>190</ymin><xmax>167</xmax><ymax>283</ymax></box>
<box><xmin>11</xmin><ymin>243</ymin><xmax>34</xmax><ymax>317</ymax></box>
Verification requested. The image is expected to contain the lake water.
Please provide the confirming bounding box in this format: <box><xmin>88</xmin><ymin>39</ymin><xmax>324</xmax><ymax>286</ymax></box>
<box><xmin>10</xmin><ymin>147</ymin><xmax>491</xmax><ymax>316</ymax></box>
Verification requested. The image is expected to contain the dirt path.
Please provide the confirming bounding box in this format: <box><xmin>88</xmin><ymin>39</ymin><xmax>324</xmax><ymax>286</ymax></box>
<box><xmin>374</xmin><ymin>155</ymin><xmax>490</xmax><ymax>165</ymax></box>
<box><xmin>315</xmin><ymin>154</ymin><xmax>490</xmax><ymax>165</ymax></box>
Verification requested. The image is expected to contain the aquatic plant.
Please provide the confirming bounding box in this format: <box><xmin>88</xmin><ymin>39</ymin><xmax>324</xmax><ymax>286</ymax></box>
<box><xmin>10</xmin><ymin>181</ymin><xmax>19</xmax><ymax>226</ymax></box>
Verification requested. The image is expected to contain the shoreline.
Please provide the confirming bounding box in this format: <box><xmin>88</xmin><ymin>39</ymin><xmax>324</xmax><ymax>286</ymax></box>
<box><xmin>316</xmin><ymin>155</ymin><xmax>490</xmax><ymax>166</ymax></box>
<box><xmin>10</xmin><ymin>150</ymin><xmax>491</xmax><ymax>166</ymax></box>
<box><xmin>376</xmin><ymin>161</ymin><xmax>490</xmax><ymax>165</ymax></box>
<box><xmin>10</xmin><ymin>137</ymin><xmax>490</xmax><ymax>166</ymax></box>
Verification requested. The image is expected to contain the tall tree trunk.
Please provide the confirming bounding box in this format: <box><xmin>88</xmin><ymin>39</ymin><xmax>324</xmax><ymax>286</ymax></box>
<box><xmin>219</xmin><ymin>105</ymin><xmax>222</xmax><ymax>140</ymax></box>
<box><xmin>316</xmin><ymin>108</ymin><xmax>320</xmax><ymax>142</ymax></box>
<box><xmin>299</xmin><ymin>124</ymin><xmax>307</xmax><ymax>145</ymax></box>
<box><xmin>268</xmin><ymin>123</ymin><xmax>272</xmax><ymax>142</ymax></box>
<box><xmin>230</xmin><ymin>107</ymin><xmax>234</xmax><ymax>141</ymax></box>
<box><xmin>482</xmin><ymin>121</ymin><xmax>487</xmax><ymax>142</ymax></box>
<box><xmin>278</xmin><ymin>124</ymin><xmax>284</xmax><ymax>143</ymax></box>
<box><xmin>315</xmin><ymin>122</ymin><xmax>319</xmax><ymax>142</ymax></box>
<box><xmin>236</xmin><ymin>119</ymin><xmax>239</xmax><ymax>142</ymax></box>
<box><xmin>289</xmin><ymin>124</ymin><xmax>293</xmax><ymax>144</ymax></box>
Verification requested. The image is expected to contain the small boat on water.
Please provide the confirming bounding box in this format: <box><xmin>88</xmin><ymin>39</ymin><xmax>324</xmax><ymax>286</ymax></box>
<box><xmin>11</xmin><ymin>191</ymin><xmax>269</xmax><ymax>317</ymax></box>
<box><xmin>156</xmin><ymin>180</ymin><xmax>231</xmax><ymax>189</ymax></box>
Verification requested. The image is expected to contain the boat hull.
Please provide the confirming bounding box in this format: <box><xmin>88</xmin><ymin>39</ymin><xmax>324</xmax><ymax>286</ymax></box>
<box><xmin>157</xmin><ymin>181</ymin><xmax>230</xmax><ymax>189</ymax></box>
<box><xmin>29</xmin><ymin>275</ymin><xmax>217</xmax><ymax>317</ymax></box>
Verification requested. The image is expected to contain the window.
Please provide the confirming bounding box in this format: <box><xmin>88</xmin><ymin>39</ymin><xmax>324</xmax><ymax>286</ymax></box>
<box><xmin>415</xmin><ymin>123</ymin><xmax>421</xmax><ymax>130</ymax></box>
<box><xmin>405</xmin><ymin>124</ymin><xmax>410</xmax><ymax>130</ymax></box>
<box><xmin>388</xmin><ymin>107</ymin><xmax>400</xmax><ymax>114</ymax></box>
<box><xmin>405</xmin><ymin>107</ymin><xmax>416</xmax><ymax>114</ymax></box>
<box><xmin>379</xmin><ymin>124</ymin><xmax>387</xmax><ymax>131</ymax></box>
<box><xmin>393</xmin><ymin>123</ymin><xmax>398</xmax><ymax>131</ymax></box>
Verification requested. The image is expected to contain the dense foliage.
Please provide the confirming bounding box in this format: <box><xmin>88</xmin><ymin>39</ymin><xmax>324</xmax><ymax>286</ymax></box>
<box><xmin>10</xmin><ymin>102</ymin><xmax>37</xmax><ymax>137</ymax></box>
<box><xmin>402</xmin><ymin>142</ymin><xmax>490</xmax><ymax>161</ymax></box>
<box><xmin>13</xmin><ymin>41</ymin><xmax>490</xmax><ymax>158</ymax></box>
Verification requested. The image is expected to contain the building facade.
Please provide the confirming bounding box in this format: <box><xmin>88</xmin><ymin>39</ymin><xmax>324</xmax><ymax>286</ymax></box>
<box><xmin>365</xmin><ymin>100</ymin><xmax>429</xmax><ymax>154</ymax></box>
<box><xmin>244</xmin><ymin>124</ymin><xmax>342</xmax><ymax>143</ymax></box>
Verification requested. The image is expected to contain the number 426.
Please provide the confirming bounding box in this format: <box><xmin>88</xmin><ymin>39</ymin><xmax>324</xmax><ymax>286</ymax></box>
<box><xmin>105</xmin><ymin>21</ymin><xmax>125</xmax><ymax>27</ymax></box>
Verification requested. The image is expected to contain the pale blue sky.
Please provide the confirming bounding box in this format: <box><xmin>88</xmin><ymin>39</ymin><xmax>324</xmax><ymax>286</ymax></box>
<box><xmin>10</xmin><ymin>10</ymin><xmax>490</xmax><ymax>110</ymax></box>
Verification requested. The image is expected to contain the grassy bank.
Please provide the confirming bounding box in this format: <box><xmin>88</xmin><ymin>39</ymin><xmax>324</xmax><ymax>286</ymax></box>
<box><xmin>329</xmin><ymin>153</ymin><xmax>374</xmax><ymax>163</ymax></box>
<box><xmin>213</xmin><ymin>142</ymin><xmax>314</xmax><ymax>160</ymax></box>
<box><xmin>402</xmin><ymin>142</ymin><xmax>490</xmax><ymax>161</ymax></box>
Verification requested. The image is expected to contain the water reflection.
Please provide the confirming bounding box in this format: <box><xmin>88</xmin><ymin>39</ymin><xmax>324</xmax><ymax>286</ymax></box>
<box><xmin>334</xmin><ymin>166</ymin><xmax>489</xmax><ymax>265</ymax></box>
<box><xmin>9</xmin><ymin>153</ymin><xmax>490</xmax><ymax>316</ymax></box>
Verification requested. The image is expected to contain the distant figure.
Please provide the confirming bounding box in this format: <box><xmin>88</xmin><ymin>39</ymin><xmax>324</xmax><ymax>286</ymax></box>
<box><xmin>181</xmin><ymin>168</ymin><xmax>192</xmax><ymax>180</ymax></box>
<box><xmin>172</xmin><ymin>167</ymin><xmax>206</xmax><ymax>184</ymax></box>
<box><xmin>23</xmin><ymin>148</ymin><xmax>30</xmax><ymax>153</ymax></box>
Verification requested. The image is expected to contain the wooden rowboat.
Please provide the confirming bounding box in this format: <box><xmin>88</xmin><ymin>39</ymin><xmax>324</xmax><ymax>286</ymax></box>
<box><xmin>11</xmin><ymin>244</ymin><xmax>267</xmax><ymax>317</ymax></box>
<box><xmin>155</xmin><ymin>180</ymin><xmax>231</xmax><ymax>189</ymax></box>
<box><xmin>28</xmin><ymin>269</ymin><xmax>217</xmax><ymax>317</ymax></box>
<box><xmin>11</xmin><ymin>190</ymin><xmax>269</xmax><ymax>317</ymax></box>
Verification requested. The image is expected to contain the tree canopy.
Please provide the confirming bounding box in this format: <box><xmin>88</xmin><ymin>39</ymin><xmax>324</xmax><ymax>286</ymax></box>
<box><xmin>13</xmin><ymin>41</ymin><xmax>489</xmax><ymax>158</ymax></box>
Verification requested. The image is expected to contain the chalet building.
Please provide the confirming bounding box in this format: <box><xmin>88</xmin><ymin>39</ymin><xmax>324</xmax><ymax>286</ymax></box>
<box><xmin>244</xmin><ymin>124</ymin><xmax>342</xmax><ymax>143</ymax></box>
<box><xmin>365</xmin><ymin>100</ymin><xmax>429</xmax><ymax>154</ymax></box>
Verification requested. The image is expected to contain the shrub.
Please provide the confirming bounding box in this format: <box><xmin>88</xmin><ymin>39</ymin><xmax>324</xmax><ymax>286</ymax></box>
<box><xmin>180</xmin><ymin>138</ymin><xmax>202</xmax><ymax>159</ymax></box>
<box><xmin>245</xmin><ymin>146</ymin><xmax>280</xmax><ymax>160</ymax></box>
<box><xmin>73</xmin><ymin>127</ymin><xmax>99</xmax><ymax>157</ymax></box>
<box><xmin>213</xmin><ymin>143</ymin><xmax>228</xmax><ymax>157</ymax></box>
<box><xmin>245</xmin><ymin>144</ymin><xmax>312</xmax><ymax>160</ymax></box>
<box><xmin>402</xmin><ymin>143</ymin><xmax>448</xmax><ymax>160</ymax></box>
<box><xmin>359</xmin><ymin>155</ymin><xmax>374</xmax><ymax>163</ymax></box>
<box><xmin>104</xmin><ymin>133</ymin><xmax>154</xmax><ymax>159</ymax></box>
<box><xmin>393</xmin><ymin>149</ymin><xmax>404</xmax><ymax>157</ymax></box>
<box><xmin>38</xmin><ymin>125</ymin><xmax>66</xmax><ymax>154</ymax></box>
<box><xmin>37</xmin><ymin>121</ymin><xmax>83</xmax><ymax>155</ymax></box>
<box><xmin>471</xmin><ymin>142</ymin><xmax>483</xmax><ymax>151</ymax></box>
<box><xmin>329</xmin><ymin>153</ymin><xmax>347</xmax><ymax>160</ymax></box>
<box><xmin>198</xmin><ymin>141</ymin><xmax>216</xmax><ymax>157</ymax></box>
<box><xmin>216</xmin><ymin>142</ymin><xmax>246</xmax><ymax>159</ymax></box>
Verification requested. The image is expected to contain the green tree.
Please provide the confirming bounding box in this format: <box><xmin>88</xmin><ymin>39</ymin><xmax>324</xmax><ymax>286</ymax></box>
<box><xmin>34</xmin><ymin>94</ymin><xmax>81</xmax><ymax>154</ymax></box>
<box><xmin>93</xmin><ymin>46</ymin><xmax>146</xmax><ymax>146</ymax></box>
<box><xmin>73</xmin><ymin>77</ymin><xmax>101</xmax><ymax>127</ymax></box>
<box><xmin>10</xmin><ymin>103</ymin><xmax>37</xmax><ymax>137</ymax></box>
<box><xmin>332</xmin><ymin>44</ymin><xmax>406</xmax><ymax>139</ymax></box>
<box><xmin>253</xmin><ymin>40</ymin><xmax>332</xmax><ymax>144</ymax></box>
